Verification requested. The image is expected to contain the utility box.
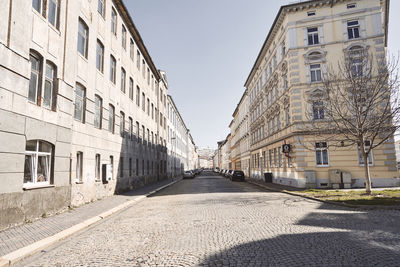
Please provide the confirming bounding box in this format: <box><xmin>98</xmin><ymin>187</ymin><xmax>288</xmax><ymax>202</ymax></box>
<box><xmin>102</xmin><ymin>164</ymin><xmax>112</xmax><ymax>183</ymax></box>
<box><xmin>329</xmin><ymin>169</ymin><xmax>342</xmax><ymax>184</ymax></box>
<box><xmin>305</xmin><ymin>170</ymin><xmax>316</xmax><ymax>188</ymax></box>
<box><xmin>342</xmin><ymin>171</ymin><xmax>352</xmax><ymax>189</ymax></box>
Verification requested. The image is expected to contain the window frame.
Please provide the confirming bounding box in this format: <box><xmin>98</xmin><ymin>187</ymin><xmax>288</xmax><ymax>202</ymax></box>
<box><xmin>74</xmin><ymin>83</ymin><xmax>86</xmax><ymax>123</ymax></box>
<box><xmin>307</xmin><ymin>27</ymin><xmax>319</xmax><ymax>46</ymax></box>
<box><xmin>48</xmin><ymin>0</ymin><xmax>60</xmax><ymax>29</ymax></box>
<box><xmin>43</xmin><ymin>61</ymin><xmax>57</xmax><ymax>110</ymax></box>
<box><xmin>111</xmin><ymin>8</ymin><xmax>117</xmax><ymax>36</ymax></box>
<box><xmin>94</xmin><ymin>95</ymin><xmax>103</xmax><ymax>129</ymax></box>
<box><xmin>358</xmin><ymin>141</ymin><xmax>374</xmax><ymax>166</ymax></box>
<box><xmin>110</xmin><ymin>55</ymin><xmax>116</xmax><ymax>83</ymax></box>
<box><xmin>310</xmin><ymin>63</ymin><xmax>322</xmax><ymax>82</ymax></box>
<box><xmin>96</xmin><ymin>40</ymin><xmax>104</xmax><ymax>73</ymax></box>
<box><xmin>315</xmin><ymin>142</ymin><xmax>329</xmax><ymax>167</ymax></box>
<box><xmin>347</xmin><ymin>20</ymin><xmax>360</xmax><ymax>40</ymax></box>
<box><xmin>24</xmin><ymin>140</ymin><xmax>53</xmax><ymax>188</ymax></box>
<box><xmin>29</xmin><ymin>52</ymin><xmax>42</xmax><ymax>105</ymax></box>
<box><xmin>121</xmin><ymin>67</ymin><xmax>126</xmax><ymax>93</ymax></box>
<box><xmin>108</xmin><ymin>104</ymin><xmax>115</xmax><ymax>133</ymax></box>
<box><xmin>98</xmin><ymin>0</ymin><xmax>105</xmax><ymax>17</ymax></box>
<box><xmin>77</xmin><ymin>18</ymin><xmax>89</xmax><ymax>58</ymax></box>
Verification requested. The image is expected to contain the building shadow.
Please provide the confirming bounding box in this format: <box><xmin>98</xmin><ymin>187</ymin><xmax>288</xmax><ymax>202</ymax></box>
<box><xmin>198</xmin><ymin>231</ymin><xmax>400</xmax><ymax>266</ymax></box>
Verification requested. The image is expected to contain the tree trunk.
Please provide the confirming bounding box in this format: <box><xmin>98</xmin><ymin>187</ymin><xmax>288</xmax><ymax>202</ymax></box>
<box><xmin>363</xmin><ymin>152</ymin><xmax>372</xmax><ymax>195</ymax></box>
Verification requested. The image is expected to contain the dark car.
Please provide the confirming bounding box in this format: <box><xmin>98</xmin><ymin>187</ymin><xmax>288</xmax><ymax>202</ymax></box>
<box><xmin>231</xmin><ymin>170</ymin><xmax>245</xmax><ymax>181</ymax></box>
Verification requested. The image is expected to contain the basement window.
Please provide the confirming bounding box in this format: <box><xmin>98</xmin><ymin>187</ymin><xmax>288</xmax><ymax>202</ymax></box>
<box><xmin>347</xmin><ymin>3</ymin><xmax>356</xmax><ymax>9</ymax></box>
<box><xmin>307</xmin><ymin>11</ymin><xmax>316</xmax><ymax>16</ymax></box>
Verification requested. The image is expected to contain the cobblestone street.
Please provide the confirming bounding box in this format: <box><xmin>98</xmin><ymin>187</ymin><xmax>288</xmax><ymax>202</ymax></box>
<box><xmin>18</xmin><ymin>171</ymin><xmax>400</xmax><ymax>266</ymax></box>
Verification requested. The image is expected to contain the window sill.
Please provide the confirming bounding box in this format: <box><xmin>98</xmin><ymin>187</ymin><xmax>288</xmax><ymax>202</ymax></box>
<box><xmin>23</xmin><ymin>184</ymin><xmax>54</xmax><ymax>190</ymax></box>
<box><xmin>75</xmin><ymin>181</ymin><xmax>84</xmax><ymax>184</ymax></box>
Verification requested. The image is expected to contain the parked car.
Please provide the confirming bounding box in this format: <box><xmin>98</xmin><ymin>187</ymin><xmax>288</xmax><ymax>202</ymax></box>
<box><xmin>231</xmin><ymin>170</ymin><xmax>245</xmax><ymax>181</ymax></box>
<box><xmin>183</xmin><ymin>170</ymin><xmax>195</xmax><ymax>179</ymax></box>
<box><xmin>226</xmin><ymin>170</ymin><xmax>234</xmax><ymax>178</ymax></box>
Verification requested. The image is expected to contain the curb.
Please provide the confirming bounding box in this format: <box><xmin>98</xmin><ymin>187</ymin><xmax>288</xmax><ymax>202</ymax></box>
<box><xmin>246</xmin><ymin>180</ymin><xmax>400</xmax><ymax>211</ymax></box>
<box><xmin>0</xmin><ymin>179</ymin><xmax>181</xmax><ymax>267</ymax></box>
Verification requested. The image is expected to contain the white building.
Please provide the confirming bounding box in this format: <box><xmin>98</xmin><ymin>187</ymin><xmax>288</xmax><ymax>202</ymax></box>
<box><xmin>0</xmin><ymin>0</ymin><xmax>192</xmax><ymax>231</ymax></box>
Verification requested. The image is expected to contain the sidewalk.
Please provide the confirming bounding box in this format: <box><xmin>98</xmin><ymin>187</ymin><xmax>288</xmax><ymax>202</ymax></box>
<box><xmin>0</xmin><ymin>178</ymin><xmax>181</xmax><ymax>266</ymax></box>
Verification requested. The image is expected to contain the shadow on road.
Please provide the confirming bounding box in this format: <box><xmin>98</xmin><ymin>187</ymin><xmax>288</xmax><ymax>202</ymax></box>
<box><xmin>198</xmin><ymin>230</ymin><xmax>400</xmax><ymax>266</ymax></box>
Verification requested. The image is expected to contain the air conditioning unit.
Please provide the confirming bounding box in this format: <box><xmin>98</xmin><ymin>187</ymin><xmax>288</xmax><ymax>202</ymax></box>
<box><xmin>102</xmin><ymin>164</ymin><xmax>112</xmax><ymax>183</ymax></box>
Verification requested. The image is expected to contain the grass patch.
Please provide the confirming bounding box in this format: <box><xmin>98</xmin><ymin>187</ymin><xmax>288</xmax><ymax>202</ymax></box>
<box><xmin>295</xmin><ymin>189</ymin><xmax>400</xmax><ymax>206</ymax></box>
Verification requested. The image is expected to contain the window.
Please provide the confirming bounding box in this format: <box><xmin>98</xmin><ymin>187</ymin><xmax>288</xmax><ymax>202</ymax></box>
<box><xmin>48</xmin><ymin>0</ymin><xmax>59</xmax><ymax>28</ymax></box>
<box><xmin>110</xmin><ymin>55</ymin><xmax>116</xmax><ymax>83</ymax></box>
<box><xmin>307</xmin><ymin>27</ymin><xmax>319</xmax><ymax>45</ymax></box>
<box><xmin>147</xmin><ymin>98</ymin><xmax>150</xmax><ymax>116</ymax></box>
<box><xmin>136</xmin><ymin>86</ymin><xmax>140</xmax><ymax>106</ymax></box>
<box><xmin>77</xmin><ymin>19</ymin><xmax>88</xmax><ymax>58</ymax></box>
<box><xmin>278</xmin><ymin>149</ymin><xmax>282</xmax><ymax>168</ymax></box>
<box><xmin>142</xmin><ymin>126</ymin><xmax>145</xmax><ymax>141</ymax></box>
<box><xmin>310</xmin><ymin>64</ymin><xmax>322</xmax><ymax>82</ymax></box>
<box><xmin>136</xmin><ymin>121</ymin><xmax>139</xmax><ymax>140</ymax></box>
<box><xmin>273</xmin><ymin>148</ymin><xmax>277</xmax><ymax>167</ymax></box>
<box><xmin>130</xmin><ymin>39</ymin><xmax>134</xmax><ymax>60</ymax></box>
<box><xmin>269</xmin><ymin>150</ymin><xmax>272</xmax><ymax>167</ymax></box>
<box><xmin>142</xmin><ymin>160</ymin><xmax>144</xmax><ymax>175</ymax></box>
<box><xmin>129</xmin><ymin>158</ymin><xmax>132</xmax><ymax>177</ymax></box>
<box><xmin>137</xmin><ymin>50</ymin><xmax>141</xmax><ymax>69</ymax></box>
<box><xmin>358</xmin><ymin>141</ymin><xmax>373</xmax><ymax>166</ymax></box>
<box><xmin>121</xmin><ymin>25</ymin><xmax>126</xmax><ymax>49</ymax></box>
<box><xmin>315</xmin><ymin>142</ymin><xmax>329</xmax><ymax>166</ymax></box>
<box><xmin>121</xmin><ymin>68</ymin><xmax>126</xmax><ymax>93</ymax></box>
<box><xmin>24</xmin><ymin>140</ymin><xmax>53</xmax><ymax>186</ymax></box>
<box><xmin>120</xmin><ymin>111</ymin><xmax>125</xmax><ymax>137</ymax></box>
<box><xmin>351</xmin><ymin>58</ymin><xmax>363</xmax><ymax>77</ymax></box>
<box><xmin>95</xmin><ymin>154</ymin><xmax>101</xmax><ymax>181</ymax></box>
<box><xmin>307</xmin><ymin>11</ymin><xmax>316</xmax><ymax>16</ymax></box>
<box><xmin>74</xmin><ymin>83</ymin><xmax>86</xmax><ymax>122</ymax></box>
<box><xmin>142</xmin><ymin>93</ymin><xmax>145</xmax><ymax>111</ymax></box>
<box><xmin>119</xmin><ymin>157</ymin><xmax>124</xmax><ymax>177</ymax></box>
<box><xmin>96</xmin><ymin>40</ymin><xmax>104</xmax><ymax>73</ymax></box>
<box><xmin>136</xmin><ymin>158</ymin><xmax>139</xmax><ymax>175</ymax></box>
<box><xmin>129</xmin><ymin>78</ymin><xmax>134</xmax><ymax>100</ymax></box>
<box><xmin>147</xmin><ymin>68</ymin><xmax>150</xmax><ymax>84</ymax></box>
<box><xmin>98</xmin><ymin>0</ymin><xmax>105</xmax><ymax>17</ymax></box>
<box><xmin>347</xmin><ymin>3</ymin><xmax>356</xmax><ymax>9</ymax></box>
<box><xmin>94</xmin><ymin>95</ymin><xmax>102</xmax><ymax>129</ymax></box>
<box><xmin>151</xmin><ymin>103</ymin><xmax>154</xmax><ymax>119</ymax></box>
<box><xmin>347</xmin><ymin>20</ymin><xmax>360</xmax><ymax>39</ymax></box>
<box><xmin>129</xmin><ymin>117</ymin><xmax>133</xmax><ymax>140</ymax></box>
<box><xmin>313</xmin><ymin>101</ymin><xmax>324</xmax><ymax>120</ymax></box>
<box><xmin>108</xmin><ymin>104</ymin><xmax>115</xmax><ymax>133</ymax></box>
<box><xmin>281</xmin><ymin>41</ymin><xmax>286</xmax><ymax>57</ymax></box>
<box><xmin>43</xmin><ymin>62</ymin><xmax>57</xmax><ymax>110</ymax></box>
<box><xmin>142</xmin><ymin>60</ymin><xmax>146</xmax><ymax>78</ymax></box>
<box><xmin>110</xmin><ymin>156</ymin><xmax>114</xmax><ymax>179</ymax></box>
<box><xmin>111</xmin><ymin>8</ymin><xmax>117</xmax><ymax>35</ymax></box>
<box><xmin>29</xmin><ymin>52</ymin><xmax>41</xmax><ymax>104</ymax></box>
<box><xmin>76</xmin><ymin>152</ymin><xmax>83</xmax><ymax>182</ymax></box>
<box><xmin>32</xmin><ymin>0</ymin><xmax>42</xmax><ymax>14</ymax></box>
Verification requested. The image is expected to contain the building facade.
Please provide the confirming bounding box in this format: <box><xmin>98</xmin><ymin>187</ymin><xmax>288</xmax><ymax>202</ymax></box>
<box><xmin>0</xmin><ymin>0</ymin><xmax>191</xmax><ymax>230</ymax></box>
<box><xmin>166</xmin><ymin>94</ymin><xmax>194</xmax><ymax>176</ymax></box>
<box><xmin>228</xmin><ymin>0</ymin><xmax>398</xmax><ymax>188</ymax></box>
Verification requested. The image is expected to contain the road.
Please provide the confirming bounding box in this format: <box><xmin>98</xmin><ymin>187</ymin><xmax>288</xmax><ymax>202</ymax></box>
<box><xmin>18</xmin><ymin>171</ymin><xmax>400</xmax><ymax>266</ymax></box>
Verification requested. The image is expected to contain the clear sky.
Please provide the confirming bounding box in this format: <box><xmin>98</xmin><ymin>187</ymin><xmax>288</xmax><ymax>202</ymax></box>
<box><xmin>124</xmin><ymin>0</ymin><xmax>399</xmax><ymax>149</ymax></box>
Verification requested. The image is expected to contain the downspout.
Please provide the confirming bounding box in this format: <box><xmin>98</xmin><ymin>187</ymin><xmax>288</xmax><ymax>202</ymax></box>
<box><xmin>7</xmin><ymin>0</ymin><xmax>13</xmax><ymax>47</ymax></box>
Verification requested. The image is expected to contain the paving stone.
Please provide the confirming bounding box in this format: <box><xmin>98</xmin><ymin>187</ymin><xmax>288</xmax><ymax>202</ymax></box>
<box><xmin>14</xmin><ymin>172</ymin><xmax>400</xmax><ymax>266</ymax></box>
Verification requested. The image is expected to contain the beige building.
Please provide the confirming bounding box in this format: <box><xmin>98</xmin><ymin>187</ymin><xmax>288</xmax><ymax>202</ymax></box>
<box><xmin>0</xmin><ymin>0</ymin><xmax>188</xmax><ymax>230</ymax></box>
<box><xmin>230</xmin><ymin>91</ymin><xmax>250</xmax><ymax>176</ymax></box>
<box><xmin>235</xmin><ymin>0</ymin><xmax>398</xmax><ymax>188</ymax></box>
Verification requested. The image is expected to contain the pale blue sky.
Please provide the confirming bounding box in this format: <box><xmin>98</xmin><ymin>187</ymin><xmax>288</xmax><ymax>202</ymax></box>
<box><xmin>124</xmin><ymin>0</ymin><xmax>399</xmax><ymax>149</ymax></box>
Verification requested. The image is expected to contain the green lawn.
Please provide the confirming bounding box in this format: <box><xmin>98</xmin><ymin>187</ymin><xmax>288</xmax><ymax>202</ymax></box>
<box><xmin>292</xmin><ymin>189</ymin><xmax>400</xmax><ymax>206</ymax></box>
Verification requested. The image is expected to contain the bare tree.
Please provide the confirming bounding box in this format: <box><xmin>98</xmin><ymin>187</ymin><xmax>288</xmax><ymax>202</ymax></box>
<box><xmin>303</xmin><ymin>47</ymin><xmax>400</xmax><ymax>194</ymax></box>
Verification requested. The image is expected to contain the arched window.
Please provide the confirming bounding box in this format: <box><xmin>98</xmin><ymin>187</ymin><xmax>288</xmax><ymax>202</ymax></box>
<box><xmin>29</xmin><ymin>51</ymin><xmax>43</xmax><ymax>104</ymax></box>
<box><xmin>43</xmin><ymin>61</ymin><xmax>57</xmax><ymax>110</ymax></box>
<box><xmin>74</xmin><ymin>83</ymin><xmax>86</xmax><ymax>122</ymax></box>
<box><xmin>94</xmin><ymin>95</ymin><xmax>102</xmax><ymax>129</ymax></box>
<box><xmin>77</xmin><ymin>18</ymin><xmax>89</xmax><ymax>58</ymax></box>
<box><xmin>24</xmin><ymin>140</ymin><xmax>54</xmax><ymax>187</ymax></box>
<box><xmin>305</xmin><ymin>50</ymin><xmax>326</xmax><ymax>83</ymax></box>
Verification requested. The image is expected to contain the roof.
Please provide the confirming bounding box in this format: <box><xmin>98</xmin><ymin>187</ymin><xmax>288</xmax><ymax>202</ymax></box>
<box><xmin>115</xmin><ymin>0</ymin><xmax>161</xmax><ymax>80</ymax></box>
